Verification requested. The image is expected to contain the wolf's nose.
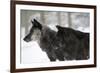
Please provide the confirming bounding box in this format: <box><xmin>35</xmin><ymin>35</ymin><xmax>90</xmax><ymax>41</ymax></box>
<box><xmin>23</xmin><ymin>38</ymin><xmax>29</xmax><ymax>42</ymax></box>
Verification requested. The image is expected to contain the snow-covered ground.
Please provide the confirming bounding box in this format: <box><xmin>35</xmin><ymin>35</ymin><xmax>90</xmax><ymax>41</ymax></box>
<box><xmin>21</xmin><ymin>39</ymin><xmax>50</xmax><ymax>64</ymax></box>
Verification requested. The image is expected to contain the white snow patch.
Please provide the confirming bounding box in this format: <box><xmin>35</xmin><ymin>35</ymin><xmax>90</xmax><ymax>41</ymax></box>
<box><xmin>47</xmin><ymin>24</ymin><xmax>58</xmax><ymax>32</ymax></box>
<box><xmin>21</xmin><ymin>39</ymin><xmax>50</xmax><ymax>64</ymax></box>
<box><xmin>76</xmin><ymin>27</ymin><xmax>90</xmax><ymax>33</ymax></box>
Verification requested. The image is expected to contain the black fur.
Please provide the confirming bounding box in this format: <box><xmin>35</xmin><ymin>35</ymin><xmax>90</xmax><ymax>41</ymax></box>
<box><xmin>23</xmin><ymin>19</ymin><xmax>89</xmax><ymax>61</ymax></box>
<box><xmin>56</xmin><ymin>25</ymin><xmax>89</xmax><ymax>60</ymax></box>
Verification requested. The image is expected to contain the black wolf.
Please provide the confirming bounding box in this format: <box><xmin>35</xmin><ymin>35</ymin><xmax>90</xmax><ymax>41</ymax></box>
<box><xmin>56</xmin><ymin>26</ymin><xmax>89</xmax><ymax>60</ymax></box>
<box><xmin>23</xmin><ymin>19</ymin><xmax>89</xmax><ymax>61</ymax></box>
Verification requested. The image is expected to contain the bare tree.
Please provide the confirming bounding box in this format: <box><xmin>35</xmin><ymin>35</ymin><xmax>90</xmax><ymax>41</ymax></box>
<box><xmin>40</xmin><ymin>12</ymin><xmax>45</xmax><ymax>25</ymax></box>
<box><xmin>67</xmin><ymin>12</ymin><xmax>72</xmax><ymax>27</ymax></box>
<box><xmin>57</xmin><ymin>12</ymin><xmax>61</xmax><ymax>25</ymax></box>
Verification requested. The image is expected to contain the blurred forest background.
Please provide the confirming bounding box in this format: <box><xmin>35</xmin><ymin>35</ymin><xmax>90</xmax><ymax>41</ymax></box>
<box><xmin>21</xmin><ymin>10</ymin><xmax>90</xmax><ymax>38</ymax></box>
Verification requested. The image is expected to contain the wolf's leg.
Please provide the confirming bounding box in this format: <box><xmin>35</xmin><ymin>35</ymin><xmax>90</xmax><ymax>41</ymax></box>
<box><xmin>55</xmin><ymin>49</ymin><xmax>64</xmax><ymax>61</ymax></box>
<box><xmin>46</xmin><ymin>51</ymin><xmax>56</xmax><ymax>61</ymax></box>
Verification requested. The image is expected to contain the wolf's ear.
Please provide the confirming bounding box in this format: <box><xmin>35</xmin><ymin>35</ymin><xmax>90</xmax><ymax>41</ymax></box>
<box><xmin>31</xmin><ymin>19</ymin><xmax>34</xmax><ymax>24</ymax></box>
<box><xmin>56</xmin><ymin>25</ymin><xmax>63</xmax><ymax>30</ymax></box>
<box><xmin>34</xmin><ymin>19</ymin><xmax>41</xmax><ymax>25</ymax></box>
<box><xmin>31</xmin><ymin>19</ymin><xmax>40</xmax><ymax>25</ymax></box>
<box><xmin>31</xmin><ymin>19</ymin><xmax>39</xmax><ymax>25</ymax></box>
<box><xmin>32</xmin><ymin>19</ymin><xmax>42</xmax><ymax>30</ymax></box>
<box><xmin>34</xmin><ymin>19</ymin><xmax>38</xmax><ymax>22</ymax></box>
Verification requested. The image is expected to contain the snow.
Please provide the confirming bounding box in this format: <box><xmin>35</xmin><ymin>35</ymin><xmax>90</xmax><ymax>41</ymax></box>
<box><xmin>48</xmin><ymin>24</ymin><xmax>58</xmax><ymax>32</ymax></box>
<box><xmin>76</xmin><ymin>27</ymin><xmax>90</xmax><ymax>33</ymax></box>
<box><xmin>21</xmin><ymin>39</ymin><xmax>50</xmax><ymax>64</ymax></box>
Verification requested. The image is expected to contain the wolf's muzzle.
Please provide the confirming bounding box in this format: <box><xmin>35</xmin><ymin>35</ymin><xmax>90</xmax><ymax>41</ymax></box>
<box><xmin>23</xmin><ymin>36</ymin><xmax>32</xmax><ymax>42</ymax></box>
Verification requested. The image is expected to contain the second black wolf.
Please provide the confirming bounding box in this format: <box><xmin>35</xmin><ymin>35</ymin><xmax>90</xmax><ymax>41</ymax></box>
<box><xmin>56</xmin><ymin>25</ymin><xmax>89</xmax><ymax>60</ymax></box>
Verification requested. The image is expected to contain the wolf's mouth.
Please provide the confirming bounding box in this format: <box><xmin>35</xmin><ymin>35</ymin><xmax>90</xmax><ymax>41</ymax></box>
<box><xmin>23</xmin><ymin>37</ymin><xmax>32</xmax><ymax>42</ymax></box>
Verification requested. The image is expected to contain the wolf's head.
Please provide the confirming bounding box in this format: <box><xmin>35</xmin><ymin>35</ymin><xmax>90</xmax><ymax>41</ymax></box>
<box><xmin>23</xmin><ymin>19</ymin><xmax>42</xmax><ymax>42</ymax></box>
